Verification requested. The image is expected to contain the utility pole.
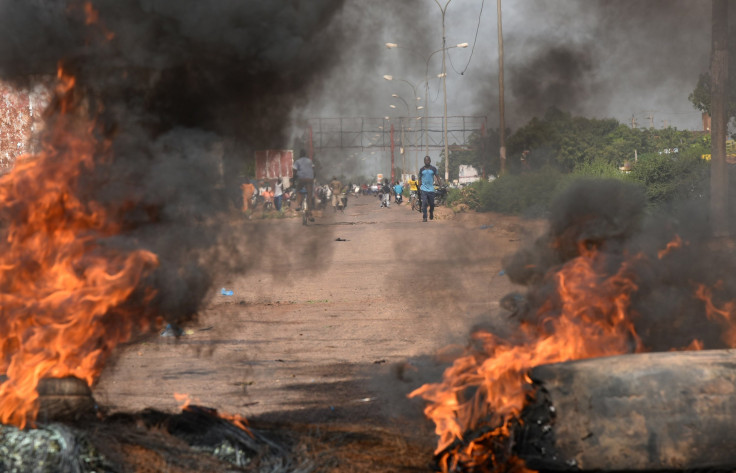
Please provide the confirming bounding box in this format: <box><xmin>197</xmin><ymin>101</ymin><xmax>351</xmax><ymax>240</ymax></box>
<box><xmin>710</xmin><ymin>0</ymin><xmax>729</xmax><ymax>237</ymax></box>
<box><xmin>390</xmin><ymin>124</ymin><xmax>395</xmax><ymax>183</ymax></box>
<box><xmin>497</xmin><ymin>0</ymin><xmax>506</xmax><ymax>175</ymax></box>
<box><xmin>434</xmin><ymin>0</ymin><xmax>452</xmax><ymax>183</ymax></box>
<box><xmin>631</xmin><ymin>115</ymin><xmax>637</xmax><ymax>129</ymax></box>
<box><xmin>648</xmin><ymin>112</ymin><xmax>654</xmax><ymax>129</ymax></box>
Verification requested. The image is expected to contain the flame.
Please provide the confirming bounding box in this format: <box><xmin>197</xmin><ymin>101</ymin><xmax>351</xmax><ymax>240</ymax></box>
<box><xmin>175</xmin><ymin>393</ymin><xmax>251</xmax><ymax>434</ymax></box>
<box><xmin>695</xmin><ymin>283</ymin><xmax>736</xmax><ymax>345</ymax></box>
<box><xmin>0</xmin><ymin>68</ymin><xmax>158</xmax><ymax>428</ymax></box>
<box><xmin>413</xmin><ymin>232</ymin><xmax>736</xmax><ymax>471</ymax></box>
<box><xmin>174</xmin><ymin>392</ymin><xmax>193</xmax><ymax>410</ymax></box>
<box><xmin>657</xmin><ymin>234</ymin><xmax>684</xmax><ymax>259</ymax></box>
<box><xmin>411</xmin><ymin>243</ymin><xmax>645</xmax><ymax>471</ymax></box>
<box><xmin>218</xmin><ymin>411</ymin><xmax>251</xmax><ymax>434</ymax></box>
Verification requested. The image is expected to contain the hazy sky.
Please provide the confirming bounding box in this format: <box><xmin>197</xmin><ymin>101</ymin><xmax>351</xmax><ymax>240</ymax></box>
<box><xmin>299</xmin><ymin>0</ymin><xmax>713</xmax><ymax>133</ymax></box>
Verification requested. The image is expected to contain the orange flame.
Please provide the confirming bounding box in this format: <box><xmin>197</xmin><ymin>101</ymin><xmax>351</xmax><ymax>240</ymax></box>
<box><xmin>0</xmin><ymin>69</ymin><xmax>158</xmax><ymax>428</ymax></box>
<box><xmin>657</xmin><ymin>234</ymin><xmax>684</xmax><ymax>259</ymax></box>
<box><xmin>175</xmin><ymin>393</ymin><xmax>251</xmax><ymax>434</ymax></box>
<box><xmin>411</xmin><ymin>243</ymin><xmax>646</xmax><ymax>471</ymax></box>
<box><xmin>413</xmin><ymin>233</ymin><xmax>736</xmax><ymax>471</ymax></box>
<box><xmin>695</xmin><ymin>283</ymin><xmax>736</xmax><ymax>345</ymax></box>
<box><xmin>174</xmin><ymin>392</ymin><xmax>193</xmax><ymax>410</ymax></box>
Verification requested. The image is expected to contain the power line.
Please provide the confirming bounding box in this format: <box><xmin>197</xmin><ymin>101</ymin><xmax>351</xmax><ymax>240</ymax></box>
<box><xmin>447</xmin><ymin>0</ymin><xmax>484</xmax><ymax>76</ymax></box>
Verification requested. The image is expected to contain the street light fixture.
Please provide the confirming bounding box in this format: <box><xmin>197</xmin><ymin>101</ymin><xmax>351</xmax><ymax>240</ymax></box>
<box><xmin>389</xmin><ymin>95</ymin><xmax>412</xmax><ymax>174</ymax></box>
<box><xmin>383</xmin><ymin>74</ymin><xmax>423</xmax><ymax>170</ymax></box>
<box><xmin>384</xmin><ymin>42</ymin><xmax>468</xmax><ymax>172</ymax></box>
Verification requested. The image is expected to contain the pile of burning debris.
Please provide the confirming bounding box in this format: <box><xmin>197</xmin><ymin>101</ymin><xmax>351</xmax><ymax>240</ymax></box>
<box><xmin>0</xmin><ymin>377</ymin><xmax>299</xmax><ymax>472</ymax></box>
<box><xmin>0</xmin><ymin>375</ymin><xmax>432</xmax><ymax>473</ymax></box>
<box><xmin>410</xmin><ymin>179</ymin><xmax>736</xmax><ymax>472</ymax></box>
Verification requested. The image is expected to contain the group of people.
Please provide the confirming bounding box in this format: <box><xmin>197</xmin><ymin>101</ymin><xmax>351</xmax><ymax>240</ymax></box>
<box><xmin>241</xmin><ymin>149</ymin><xmax>352</xmax><ymax>220</ymax></box>
<box><xmin>240</xmin><ymin>177</ymin><xmax>285</xmax><ymax>212</ymax></box>
<box><xmin>241</xmin><ymin>150</ymin><xmax>441</xmax><ymax>224</ymax></box>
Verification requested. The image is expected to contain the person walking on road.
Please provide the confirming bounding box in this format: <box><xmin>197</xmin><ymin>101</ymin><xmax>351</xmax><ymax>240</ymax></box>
<box><xmin>241</xmin><ymin>179</ymin><xmax>256</xmax><ymax>213</ymax></box>
<box><xmin>273</xmin><ymin>177</ymin><xmax>284</xmax><ymax>211</ymax></box>
<box><xmin>293</xmin><ymin>149</ymin><xmax>315</xmax><ymax>221</ymax></box>
<box><xmin>418</xmin><ymin>156</ymin><xmax>439</xmax><ymax>222</ymax></box>
<box><xmin>380</xmin><ymin>178</ymin><xmax>391</xmax><ymax>208</ymax></box>
<box><xmin>329</xmin><ymin>176</ymin><xmax>342</xmax><ymax>212</ymax></box>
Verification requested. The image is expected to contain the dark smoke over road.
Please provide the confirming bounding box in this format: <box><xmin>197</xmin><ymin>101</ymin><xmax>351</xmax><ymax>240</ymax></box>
<box><xmin>0</xmin><ymin>0</ymin><xmax>347</xmax><ymax>325</ymax></box>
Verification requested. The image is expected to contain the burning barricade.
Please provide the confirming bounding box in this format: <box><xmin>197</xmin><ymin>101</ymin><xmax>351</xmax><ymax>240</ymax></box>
<box><xmin>411</xmin><ymin>179</ymin><xmax>736</xmax><ymax>472</ymax></box>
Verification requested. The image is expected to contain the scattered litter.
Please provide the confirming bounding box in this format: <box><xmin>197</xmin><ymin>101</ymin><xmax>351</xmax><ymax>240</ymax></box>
<box><xmin>335</xmin><ymin>237</ymin><xmax>349</xmax><ymax>241</ymax></box>
<box><xmin>480</xmin><ymin>224</ymin><xmax>494</xmax><ymax>229</ymax></box>
<box><xmin>356</xmin><ymin>397</ymin><xmax>376</xmax><ymax>403</ymax></box>
<box><xmin>220</xmin><ymin>288</ymin><xmax>234</xmax><ymax>296</ymax></box>
<box><xmin>160</xmin><ymin>323</ymin><xmax>183</xmax><ymax>337</ymax></box>
<box><xmin>498</xmin><ymin>270</ymin><xmax>506</xmax><ymax>276</ymax></box>
<box><xmin>373</xmin><ymin>359</ymin><xmax>387</xmax><ymax>364</ymax></box>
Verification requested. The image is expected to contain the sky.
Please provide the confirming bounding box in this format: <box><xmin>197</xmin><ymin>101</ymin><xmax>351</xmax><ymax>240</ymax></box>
<box><xmin>0</xmin><ymin>0</ymin><xmax>719</xmax><ymax>180</ymax></box>
<box><xmin>294</xmin><ymin>0</ymin><xmax>715</xmax><ymax>173</ymax></box>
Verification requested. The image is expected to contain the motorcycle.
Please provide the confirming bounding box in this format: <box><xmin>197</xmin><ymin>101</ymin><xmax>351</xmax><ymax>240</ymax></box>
<box><xmin>394</xmin><ymin>191</ymin><xmax>403</xmax><ymax>205</ymax></box>
<box><xmin>434</xmin><ymin>184</ymin><xmax>448</xmax><ymax>206</ymax></box>
<box><xmin>336</xmin><ymin>192</ymin><xmax>348</xmax><ymax>212</ymax></box>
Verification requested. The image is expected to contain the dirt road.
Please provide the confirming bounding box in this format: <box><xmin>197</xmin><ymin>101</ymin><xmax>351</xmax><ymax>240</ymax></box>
<box><xmin>94</xmin><ymin>193</ymin><xmax>543</xmax><ymax>470</ymax></box>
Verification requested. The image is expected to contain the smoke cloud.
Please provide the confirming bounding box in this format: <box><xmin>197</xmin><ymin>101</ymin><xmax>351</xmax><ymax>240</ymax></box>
<box><xmin>0</xmin><ymin>0</ymin><xmax>349</xmax><ymax>326</ymax></box>
<box><xmin>503</xmin><ymin>179</ymin><xmax>736</xmax><ymax>352</ymax></box>
<box><xmin>495</xmin><ymin>0</ymin><xmax>712</xmax><ymax>128</ymax></box>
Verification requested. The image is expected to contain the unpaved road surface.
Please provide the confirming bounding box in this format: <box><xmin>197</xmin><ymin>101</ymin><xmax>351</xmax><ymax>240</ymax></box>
<box><xmin>94</xmin><ymin>194</ymin><xmax>544</xmax><ymax>470</ymax></box>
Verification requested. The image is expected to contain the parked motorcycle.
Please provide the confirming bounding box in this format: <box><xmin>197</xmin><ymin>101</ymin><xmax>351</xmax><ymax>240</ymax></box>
<box><xmin>434</xmin><ymin>184</ymin><xmax>448</xmax><ymax>206</ymax></box>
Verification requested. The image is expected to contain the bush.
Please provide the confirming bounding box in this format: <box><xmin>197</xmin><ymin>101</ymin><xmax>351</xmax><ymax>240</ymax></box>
<box><xmin>626</xmin><ymin>153</ymin><xmax>709</xmax><ymax>205</ymax></box>
<box><xmin>447</xmin><ymin>152</ymin><xmax>710</xmax><ymax>217</ymax></box>
<box><xmin>447</xmin><ymin>186</ymin><xmax>480</xmax><ymax>210</ymax></box>
<box><xmin>570</xmin><ymin>157</ymin><xmax>624</xmax><ymax>179</ymax></box>
<box><xmin>475</xmin><ymin>166</ymin><xmax>563</xmax><ymax>216</ymax></box>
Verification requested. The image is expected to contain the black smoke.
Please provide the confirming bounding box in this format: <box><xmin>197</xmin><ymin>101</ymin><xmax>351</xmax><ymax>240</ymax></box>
<box><xmin>475</xmin><ymin>0</ymin><xmax>712</xmax><ymax>129</ymax></box>
<box><xmin>503</xmin><ymin>178</ymin><xmax>736</xmax><ymax>352</ymax></box>
<box><xmin>0</xmin><ymin>0</ymin><xmax>347</xmax><ymax>326</ymax></box>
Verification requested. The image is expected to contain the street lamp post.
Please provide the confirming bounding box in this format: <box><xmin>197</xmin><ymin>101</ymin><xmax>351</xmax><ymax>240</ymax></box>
<box><xmin>434</xmin><ymin>0</ymin><xmax>455</xmax><ymax>182</ymax></box>
<box><xmin>384</xmin><ymin>41</ymin><xmax>467</xmax><ymax>174</ymax></box>
<box><xmin>390</xmin><ymin>94</ymin><xmax>411</xmax><ymax>175</ymax></box>
<box><xmin>384</xmin><ymin>74</ymin><xmax>423</xmax><ymax>171</ymax></box>
<box><xmin>497</xmin><ymin>0</ymin><xmax>506</xmax><ymax>175</ymax></box>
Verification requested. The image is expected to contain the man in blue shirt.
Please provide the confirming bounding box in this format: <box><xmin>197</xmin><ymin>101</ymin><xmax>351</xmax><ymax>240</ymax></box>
<box><xmin>393</xmin><ymin>181</ymin><xmax>403</xmax><ymax>204</ymax></box>
<box><xmin>418</xmin><ymin>155</ymin><xmax>439</xmax><ymax>222</ymax></box>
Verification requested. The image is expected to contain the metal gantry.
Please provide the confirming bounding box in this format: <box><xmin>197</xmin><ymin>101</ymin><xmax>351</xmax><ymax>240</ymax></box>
<box><xmin>306</xmin><ymin>115</ymin><xmax>486</xmax><ymax>153</ymax></box>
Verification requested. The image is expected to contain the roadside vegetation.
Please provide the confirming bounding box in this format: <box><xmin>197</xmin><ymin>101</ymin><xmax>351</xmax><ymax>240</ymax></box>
<box><xmin>443</xmin><ymin>107</ymin><xmax>715</xmax><ymax>216</ymax></box>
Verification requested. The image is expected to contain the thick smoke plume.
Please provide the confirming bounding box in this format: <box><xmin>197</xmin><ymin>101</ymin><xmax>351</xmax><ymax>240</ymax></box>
<box><xmin>0</xmin><ymin>0</ymin><xmax>347</xmax><ymax>325</ymax></box>
<box><xmin>481</xmin><ymin>0</ymin><xmax>712</xmax><ymax>128</ymax></box>
<box><xmin>503</xmin><ymin>179</ymin><xmax>736</xmax><ymax>351</ymax></box>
